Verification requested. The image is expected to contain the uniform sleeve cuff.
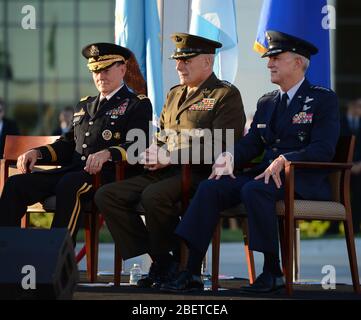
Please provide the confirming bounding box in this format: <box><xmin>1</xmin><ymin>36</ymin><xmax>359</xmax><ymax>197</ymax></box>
<box><xmin>108</xmin><ymin>146</ymin><xmax>127</xmax><ymax>161</ymax></box>
<box><xmin>37</xmin><ymin>145</ymin><xmax>57</xmax><ymax>162</ymax></box>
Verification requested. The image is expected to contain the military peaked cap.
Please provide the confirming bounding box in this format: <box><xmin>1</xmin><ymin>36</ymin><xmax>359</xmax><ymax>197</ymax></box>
<box><xmin>170</xmin><ymin>33</ymin><xmax>222</xmax><ymax>59</ymax></box>
<box><xmin>82</xmin><ymin>42</ymin><xmax>132</xmax><ymax>72</ymax></box>
<box><xmin>262</xmin><ymin>30</ymin><xmax>318</xmax><ymax>59</ymax></box>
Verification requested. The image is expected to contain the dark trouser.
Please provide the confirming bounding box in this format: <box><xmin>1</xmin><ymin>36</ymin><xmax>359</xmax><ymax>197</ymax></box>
<box><xmin>0</xmin><ymin>170</ymin><xmax>93</xmax><ymax>239</ymax></box>
<box><xmin>175</xmin><ymin>174</ymin><xmax>285</xmax><ymax>259</ymax></box>
<box><xmin>95</xmin><ymin>166</ymin><xmax>205</xmax><ymax>260</ymax></box>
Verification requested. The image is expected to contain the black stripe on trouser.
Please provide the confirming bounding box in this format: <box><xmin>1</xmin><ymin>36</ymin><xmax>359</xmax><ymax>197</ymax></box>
<box><xmin>67</xmin><ymin>183</ymin><xmax>92</xmax><ymax>236</ymax></box>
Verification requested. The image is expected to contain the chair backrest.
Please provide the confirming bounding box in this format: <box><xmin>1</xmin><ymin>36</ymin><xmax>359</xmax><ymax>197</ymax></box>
<box><xmin>332</xmin><ymin>135</ymin><xmax>355</xmax><ymax>163</ymax></box>
<box><xmin>329</xmin><ymin>135</ymin><xmax>355</xmax><ymax>202</ymax></box>
<box><xmin>3</xmin><ymin>135</ymin><xmax>60</xmax><ymax>161</ymax></box>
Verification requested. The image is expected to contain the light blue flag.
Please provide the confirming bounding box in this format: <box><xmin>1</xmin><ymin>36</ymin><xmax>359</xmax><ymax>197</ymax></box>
<box><xmin>189</xmin><ymin>0</ymin><xmax>238</xmax><ymax>83</ymax></box>
<box><xmin>115</xmin><ymin>0</ymin><xmax>164</xmax><ymax>118</ymax></box>
<box><xmin>254</xmin><ymin>0</ymin><xmax>331</xmax><ymax>88</ymax></box>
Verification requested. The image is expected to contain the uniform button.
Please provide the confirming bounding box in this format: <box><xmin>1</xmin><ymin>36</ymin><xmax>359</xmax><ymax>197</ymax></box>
<box><xmin>82</xmin><ymin>144</ymin><xmax>87</xmax><ymax>148</ymax></box>
<box><xmin>276</xmin><ymin>139</ymin><xmax>280</xmax><ymax>143</ymax></box>
<box><xmin>89</xmin><ymin>121</ymin><xmax>94</xmax><ymax>125</ymax></box>
<box><xmin>85</xmin><ymin>132</ymin><xmax>90</xmax><ymax>137</ymax></box>
<box><xmin>81</xmin><ymin>156</ymin><xmax>86</xmax><ymax>161</ymax></box>
<box><xmin>272</xmin><ymin>147</ymin><xmax>278</xmax><ymax>152</ymax></box>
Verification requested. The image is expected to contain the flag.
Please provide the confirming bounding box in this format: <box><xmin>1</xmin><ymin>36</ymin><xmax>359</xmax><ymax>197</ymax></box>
<box><xmin>254</xmin><ymin>0</ymin><xmax>331</xmax><ymax>88</ymax></box>
<box><xmin>189</xmin><ymin>0</ymin><xmax>238</xmax><ymax>83</ymax></box>
<box><xmin>115</xmin><ymin>0</ymin><xmax>164</xmax><ymax>118</ymax></box>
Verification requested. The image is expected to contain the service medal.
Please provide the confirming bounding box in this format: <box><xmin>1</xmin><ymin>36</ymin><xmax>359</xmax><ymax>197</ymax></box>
<box><xmin>102</xmin><ymin>129</ymin><xmax>112</xmax><ymax>141</ymax></box>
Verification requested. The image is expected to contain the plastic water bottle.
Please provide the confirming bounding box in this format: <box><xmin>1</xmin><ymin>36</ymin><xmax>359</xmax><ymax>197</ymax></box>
<box><xmin>129</xmin><ymin>263</ymin><xmax>142</xmax><ymax>285</ymax></box>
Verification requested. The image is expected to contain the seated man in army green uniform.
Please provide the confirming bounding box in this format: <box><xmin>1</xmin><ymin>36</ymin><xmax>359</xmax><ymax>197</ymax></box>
<box><xmin>0</xmin><ymin>42</ymin><xmax>153</xmax><ymax>242</ymax></box>
<box><xmin>95</xmin><ymin>33</ymin><xmax>246</xmax><ymax>288</ymax></box>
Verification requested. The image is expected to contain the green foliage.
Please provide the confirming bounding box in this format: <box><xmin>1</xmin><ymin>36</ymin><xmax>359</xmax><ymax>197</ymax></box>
<box><xmin>30</xmin><ymin>212</ymin><xmax>53</xmax><ymax>229</ymax></box>
<box><xmin>31</xmin><ymin>214</ymin><xmax>352</xmax><ymax>243</ymax></box>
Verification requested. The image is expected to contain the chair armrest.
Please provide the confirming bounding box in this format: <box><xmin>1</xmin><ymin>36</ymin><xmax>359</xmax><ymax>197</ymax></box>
<box><xmin>286</xmin><ymin>161</ymin><xmax>352</xmax><ymax>170</ymax></box>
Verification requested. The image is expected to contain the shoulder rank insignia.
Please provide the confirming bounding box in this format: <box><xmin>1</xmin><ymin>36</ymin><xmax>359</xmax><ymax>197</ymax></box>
<box><xmin>74</xmin><ymin>108</ymin><xmax>85</xmax><ymax>116</ymax></box>
<box><xmin>265</xmin><ymin>90</ymin><xmax>278</xmax><ymax>96</ymax></box>
<box><xmin>220</xmin><ymin>80</ymin><xmax>232</xmax><ymax>87</ymax></box>
<box><xmin>310</xmin><ymin>85</ymin><xmax>331</xmax><ymax>92</ymax></box>
<box><xmin>137</xmin><ymin>94</ymin><xmax>148</xmax><ymax>100</ymax></box>
<box><xmin>80</xmin><ymin>96</ymin><xmax>90</xmax><ymax>101</ymax></box>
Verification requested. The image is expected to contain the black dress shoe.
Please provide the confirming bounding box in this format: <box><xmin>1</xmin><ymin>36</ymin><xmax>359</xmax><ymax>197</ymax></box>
<box><xmin>137</xmin><ymin>261</ymin><xmax>179</xmax><ymax>289</ymax></box>
<box><xmin>240</xmin><ymin>271</ymin><xmax>285</xmax><ymax>293</ymax></box>
<box><xmin>160</xmin><ymin>270</ymin><xmax>204</xmax><ymax>293</ymax></box>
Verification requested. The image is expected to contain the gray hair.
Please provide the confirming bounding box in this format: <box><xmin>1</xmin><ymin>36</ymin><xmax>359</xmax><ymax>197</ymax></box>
<box><xmin>292</xmin><ymin>52</ymin><xmax>310</xmax><ymax>72</ymax></box>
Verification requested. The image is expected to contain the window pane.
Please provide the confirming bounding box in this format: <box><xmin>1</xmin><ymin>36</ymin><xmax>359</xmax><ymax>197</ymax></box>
<box><xmin>78</xmin><ymin>26</ymin><xmax>113</xmax><ymax>80</ymax></box>
<box><xmin>79</xmin><ymin>0</ymin><xmax>114</xmax><ymax>23</ymax></box>
<box><xmin>0</xmin><ymin>26</ymin><xmax>6</xmax><ymax>97</ymax></box>
<box><xmin>79</xmin><ymin>80</ymin><xmax>98</xmax><ymax>100</ymax></box>
<box><xmin>8</xmin><ymin>27</ymin><xmax>39</xmax><ymax>79</ymax></box>
<box><xmin>44</xmin><ymin>0</ymin><xmax>74</xmax><ymax>24</ymax></box>
<box><xmin>0</xmin><ymin>0</ymin><xmax>4</xmax><ymax>24</ymax></box>
<box><xmin>44</xmin><ymin>27</ymin><xmax>75</xmax><ymax>79</ymax></box>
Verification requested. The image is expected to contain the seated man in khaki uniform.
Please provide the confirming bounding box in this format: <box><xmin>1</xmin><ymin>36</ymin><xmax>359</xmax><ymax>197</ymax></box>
<box><xmin>95</xmin><ymin>33</ymin><xmax>246</xmax><ymax>288</ymax></box>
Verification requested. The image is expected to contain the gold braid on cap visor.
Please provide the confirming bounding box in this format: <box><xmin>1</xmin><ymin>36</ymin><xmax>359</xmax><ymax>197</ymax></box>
<box><xmin>87</xmin><ymin>54</ymin><xmax>125</xmax><ymax>72</ymax></box>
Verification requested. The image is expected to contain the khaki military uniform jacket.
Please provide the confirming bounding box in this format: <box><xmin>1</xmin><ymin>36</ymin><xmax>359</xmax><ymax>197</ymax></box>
<box><xmin>157</xmin><ymin>72</ymin><xmax>245</xmax><ymax>165</ymax></box>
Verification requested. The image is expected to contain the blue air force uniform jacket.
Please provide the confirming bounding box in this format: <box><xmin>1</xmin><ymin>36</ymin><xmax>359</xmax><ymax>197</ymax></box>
<box><xmin>37</xmin><ymin>85</ymin><xmax>152</xmax><ymax>179</ymax></box>
<box><xmin>233</xmin><ymin>79</ymin><xmax>340</xmax><ymax>200</ymax></box>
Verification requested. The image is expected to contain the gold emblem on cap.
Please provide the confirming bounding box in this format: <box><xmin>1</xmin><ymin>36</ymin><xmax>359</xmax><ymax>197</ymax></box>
<box><xmin>102</xmin><ymin>129</ymin><xmax>112</xmax><ymax>141</ymax></box>
<box><xmin>90</xmin><ymin>45</ymin><xmax>99</xmax><ymax>56</ymax></box>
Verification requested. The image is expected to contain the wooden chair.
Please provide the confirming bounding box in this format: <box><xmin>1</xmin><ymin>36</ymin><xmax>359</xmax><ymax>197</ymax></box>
<box><xmin>0</xmin><ymin>135</ymin><xmax>102</xmax><ymax>282</ymax></box>
<box><xmin>112</xmin><ymin>163</ymin><xmax>188</xmax><ymax>286</ymax></box>
<box><xmin>277</xmin><ymin>135</ymin><xmax>361</xmax><ymax>295</ymax></box>
<box><xmin>211</xmin><ymin>205</ymin><xmax>256</xmax><ymax>291</ymax></box>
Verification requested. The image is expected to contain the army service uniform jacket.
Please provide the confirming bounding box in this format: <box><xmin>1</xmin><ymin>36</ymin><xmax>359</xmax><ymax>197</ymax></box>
<box><xmin>37</xmin><ymin>85</ymin><xmax>152</xmax><ymax>180</ymax></box>
<box><xmin>158</xmin><ymin>72</ymin><xmax>245</xmax><ymax>169</ymax></box>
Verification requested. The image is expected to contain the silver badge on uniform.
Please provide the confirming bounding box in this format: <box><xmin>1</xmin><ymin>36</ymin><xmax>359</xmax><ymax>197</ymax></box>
<box><xmin>102</xmin><ymin>129</ymin><xmax>112</xmax><ymax>140</ymax></box>
<box><xmin>297</xmin><ymin>131</ymin><xmax>307</xmax><ymax>142</ymax></box>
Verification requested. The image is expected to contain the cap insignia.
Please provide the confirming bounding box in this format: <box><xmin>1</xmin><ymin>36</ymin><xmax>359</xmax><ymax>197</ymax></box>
<box><xmin>90</xmin><ymin>45</ymin><xmax>99</xmax><ymax>56</ymax></box>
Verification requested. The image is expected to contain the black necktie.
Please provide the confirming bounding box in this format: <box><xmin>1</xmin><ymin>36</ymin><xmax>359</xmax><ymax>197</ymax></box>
<box><xmin>98</xmin><ymin>98</ymin><xmax>107</xmax><ymax>109</ymax></box>
<box><xmin>95</xmin><ymin>98</ymin><xmax>107</xmax><ymax>114</ymax></box>
<box><xmin>273</xmin><ymin>93</ymin><xmax>288</xmax><ymax>131</ymax></box>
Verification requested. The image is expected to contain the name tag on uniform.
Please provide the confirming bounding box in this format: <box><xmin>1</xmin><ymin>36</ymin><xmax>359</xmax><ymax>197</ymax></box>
<box><xmin>292</xmin><ymin>112</ymin><xmax>313</xmax><ymax>124</ymax></box>
<box><xmin>189</xmin><ymin>98</ymin><xmax>216</xmax><ymax>111</ymax></box>
<box><xmin>257</xmin><ymin>124</ymin><xmax>266</xmax><ymax>128</ymax></box>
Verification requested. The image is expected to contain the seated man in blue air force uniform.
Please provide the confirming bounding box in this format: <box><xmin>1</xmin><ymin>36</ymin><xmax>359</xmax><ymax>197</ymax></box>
<box><xmin>161</xmin><ymin>31</ymin><xmax>340</xmax><ymax>293</ymax></box>
<box><xmin>0</xmin><ymin>43</ymin><xmax>152</xmax><ymax>241</ymax></box>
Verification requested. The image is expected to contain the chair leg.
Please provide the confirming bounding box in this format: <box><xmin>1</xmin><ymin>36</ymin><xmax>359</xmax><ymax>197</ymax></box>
<box><xmin>284</xmin><ymin>216</ymin><xmax>294</xmax><ymax>296</ymax></box>
<box><xmin>240</xmin><ymin>218</ymin><xmax>256</xmax><ymax>284</ymax></box>
<box><xmin>179</xmin><ymin>241</ymin><xmax>188</xmax><ymax>271</ymax></box>
<box><xmin>21</xmin><ymin>213</ymin><xmax>30</xmax><ymax>228</ymax></box>
<box><xmin>343</xmin><ymin>220</ymin><xmax>361</xmax><ymax>294</ymax></box>
<box><xmin>294</xmin><ymin>223</ymin><xmax>301</xmax><ymax>282</ymax></box>
<box><xmin>278</xmin><ymin>218</ymin><xmax>286</xmax><ymax>275</ymax></box>
<box><xmin>114</xmin><ymin>244</ymin><xmax>122</xmax><ymax>286</ymax></box>
<box><xmin>211</xmin><ymin>221</ymin><xmax>221</xmax><ymax>291</ymax></box>
<box><xmin>85</xmin><ymin>212</ymin><xmax>100</xmax><ymax>282</ymax></box>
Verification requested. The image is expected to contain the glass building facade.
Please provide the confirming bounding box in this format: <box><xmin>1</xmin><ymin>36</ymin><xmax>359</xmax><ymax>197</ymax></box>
<box><xmin>0</xmin><ymin>0</ymin><xmax>115</xmax><ymax>134</ymax></box>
